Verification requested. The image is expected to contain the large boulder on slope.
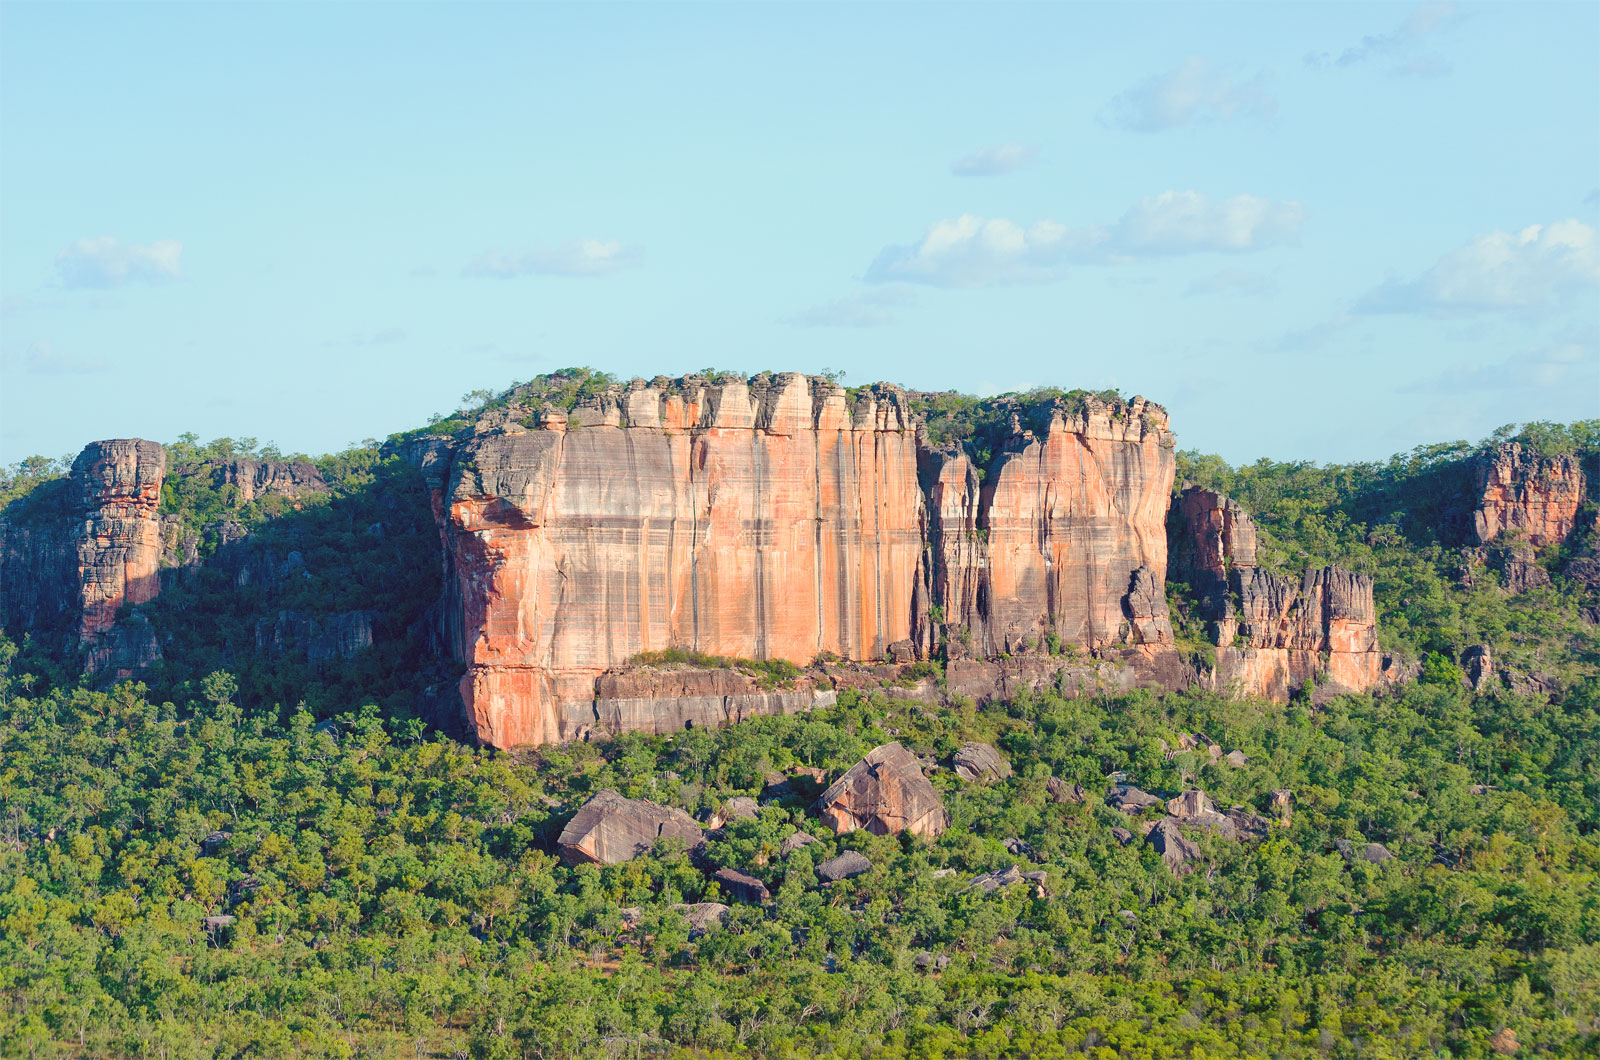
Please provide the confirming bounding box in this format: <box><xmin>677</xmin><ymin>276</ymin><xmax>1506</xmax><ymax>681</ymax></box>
<box><xmin>952</xmin><ymin>742</ymin><xmax>1011</xmax><ymax>783</ymax></box>
<box><xmin>815</xmin><ymin>742</ymin><xmax>948</xmax><ymax>838</ymax></box>
<box><xmin>557</xmin><ymin>789</ymin><xmax>704</xmax><ymax>866</ymax></box>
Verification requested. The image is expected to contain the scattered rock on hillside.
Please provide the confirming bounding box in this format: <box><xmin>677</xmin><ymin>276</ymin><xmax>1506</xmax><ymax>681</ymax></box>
<box><xmin>815</xmin><ymin>742</ymin><xmax>947</xmax><ymax>837</ymax></box>
<box><xmin>1106</xmin><ymin>785</ymin><xmax>1163</xmax><ymax>813</ymax></box>
<box><xmin>672</xmin><ymin>902</ymin><xmax>730</xmax><ymax>938</ymax></box>
<box><xmin>952</xmin><ymin>742</ymin><xmax>1011</xmax><ymax>783</ymax></box>
<box><xmin>557</xmin><ymin>789</ymin><xmax>703</xmax><ymax>866</ymax></box>
<box><xmin>1269</xmin><ymin>789</ymin><xmax>1293</xmax><ymax>825</ymax></box>
<box><xmin>1045</xmin><ymin>776</ymin><xmax>1086</xmax><ymax>803</ymax></box>
<box><xmin>781</xmin><ymin>830</ymin><xmax>820</xmax><ymax>855</ymax></box>
<box><xmin>816</xmin><ymin>851</ymin><xmax>873</xmax><ymax>883</ymax></box>
<box><xmin>1147</xmin><ymin>819</ymin><xmax>1203</xmax><ymax>873</ymax></box>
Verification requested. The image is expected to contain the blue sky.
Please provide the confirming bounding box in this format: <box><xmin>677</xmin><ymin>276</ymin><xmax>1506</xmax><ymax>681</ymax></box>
<box><xmin>2</xmin><ymin>1</ymin><xmax>1596</xmax><ymax>465</ymax></box>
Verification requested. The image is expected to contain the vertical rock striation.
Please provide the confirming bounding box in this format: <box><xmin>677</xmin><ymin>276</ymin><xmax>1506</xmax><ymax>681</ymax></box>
<box><xmin>922</xmin><ymin>396</ymin><xmax>1176</xmax><ymax>657</ymax></box>
<box><xmin>73</xmin><ymin>440</ymin><xmax>167</xmax><ymax>676</ymax></box>
<box><xmin>436</xmin><ymin>374</ymin><xmax>926</xmax><ymax>748</ymax></box>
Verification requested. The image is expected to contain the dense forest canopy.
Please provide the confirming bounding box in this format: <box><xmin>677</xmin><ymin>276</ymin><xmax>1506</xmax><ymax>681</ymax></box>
<box><xmin>1</xmin><ymin>385</ymin><xmax>1596</xmax><ymax>1058</ymax></box>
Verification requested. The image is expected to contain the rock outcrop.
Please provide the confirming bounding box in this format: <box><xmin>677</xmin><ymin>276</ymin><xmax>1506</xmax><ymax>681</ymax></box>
<box><xmin>210</xmin><ymin>458</ymin><xmax>327</xmax><ymax>503</ymax></box>
<box><xmin>816</xmin><ymin>850</ymin><xmax>872</xmax><ymax>882</ymax></box>
<box><xmin>1471</xmin><ymin>443</ymin><xmax>1586</xmax><ymax>547</ymax></box>
<box><xmin>556</xmin><ymin>789</ymin><xmax>704</xmax><ymax>866</ymax></box>
<box><xmin>815</xmin><ymin>742</ymin><xmax>947</xmax><ymax>838</ymax></box>
<box><xmin>921</xmin><ymin>395</ymin><xmax>1176</xmax><ymax>656</ymax></box>
<box><xmin>952</xmin><ymin>742</ymin><xmax>1010</xmax><ymax>783</ymax></box>
<box><xmin>1172</xmin><ymin>486</ymin><xmax>1386</xmax><ymax>699</ymax></box>
<box><xmin>430</xmin><ymin>375</ymin><xmax>926</xmax><ymax>748</ymax></box>
<box><xmin>255</xmin><ymin>609</ymin><xmax>376</xmax><ymax>662</ymax></box>
<box><xmin>406</xmin><ymin>377</ymin><xmax>1184</xmax><ymax>748</ymax></box>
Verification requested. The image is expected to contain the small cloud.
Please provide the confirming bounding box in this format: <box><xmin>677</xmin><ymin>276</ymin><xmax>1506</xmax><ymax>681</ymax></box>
<box><xmin>1399</xmin><ymin>336</ymin><xmax>1599</xmax><ymax>395</ymax></box>
<box><xmin>1355</xmin><ymin>219</ymin><xmax>1599</xmax><ymax>314</ymax></box>
<box><xmin>465</xmin><ymin>239</ymin><xmax>639</xmax><ymax>278</ymax></box>
<box><xmin>1104</xmin><ymin>59</ymin><xmax>1275</xmax><ymax>132</ymax></box>
<box><xmin>2</xmin><ymin>340</ymin><xmax>110</xmax><ymax>376</ymax></box>
<box><xmin>787</xmin><ymin>287</ymin><xmax>915</xmax><ymax>328</ymax></box>
<box><xmin>950</xmin><ymin>143</ymin><xmax>1036</xmax><ymax>177</ymax></box>
<box><xmin>55</xmin><ymin>237</ymin><xmax>182</xmax><ymax>289</ymax></box>
<box><xmin>1306</xmin><ymin>1</ymin><xmax>1461</xmax><ymax>72</ymax></box>
<box><xmin>1186</xmin><ymin>269</ymin><xmax>1276</xmax><ymax>297</ymax></box>
<box><xmin>1116</xmin><ymin>191</ymin><xmax>1303</xmax><ymax>255</ymax></box>
<box><xmin>866</xmin><ymin>192</ymin><xmax>1303</xmax><ymax>288</ymax></box>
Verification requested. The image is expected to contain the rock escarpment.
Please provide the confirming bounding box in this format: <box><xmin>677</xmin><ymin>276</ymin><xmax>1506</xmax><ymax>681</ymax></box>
<box><xmin>1471</xmin><ymin>444</ymin><xmax>1586</xmax><ymax>548</ymax></box>
<box><xmin>1172</xmin><ymin>485</ymin><xmax>1386</xmax><ymax>700</ymax></box>
<box><xmin>0</xmin><ymin>439</ymin><xmax>167</xmax><ymax>677</ymax></box>
<box><xmin>410</xmin><ymin>378</ymin><xmax>1183</xmax><ymax>748</ymax></box>
<box><xmin>920</xmin><ymin>395</ymin><xmax>1176</xmax><ymax>656</ymax></box>
<box><xmin>431</xmin><ymin>374</ymin><xmax>926</xmax><ymax>748</ymax></box>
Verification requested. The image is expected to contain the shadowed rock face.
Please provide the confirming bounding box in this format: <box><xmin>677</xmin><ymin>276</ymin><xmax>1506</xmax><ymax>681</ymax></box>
<box><xmin>816</xmin><ymin>742</ymin><xmax>947</xmax><ymax>838</ymax></box>
<box><xmin>211</xmin><ymin>459</ymin><xmax>328</xmax><ymax>504</ymax></box>
<box><xmin>556</xmin><ymin>789</ymin><xmax>704</xmax><ymax>866</ymax></box>
<box><xmin>74</xmin><ymin>440</ymin><xmax>166</xmax><ymax>672</ymax></box>
<box><xmin>1472</xmin><ymin>443</ymin><xmax>1586</xmax><ymax>548</ymax></box>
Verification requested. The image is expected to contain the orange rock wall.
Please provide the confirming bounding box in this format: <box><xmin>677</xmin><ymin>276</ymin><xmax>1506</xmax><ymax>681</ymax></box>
<box><xmin>925</xmin><ymin>399</ymin><xmax>1176</xmax><ymax>655</ymax></box>
<box><xmin>72</xmin><ymin>440</ymin><xmax>166</xmax><ymax>676</ymax></box>
<box><xmin>1472</xmin><ymin>443</ymin><xmax>1587</xmax><ymax>548</ymax></box>
<box><xmin>442</xmin><ymin>376</ymin><xmax>926</xmax><ymax>748</ymax></box>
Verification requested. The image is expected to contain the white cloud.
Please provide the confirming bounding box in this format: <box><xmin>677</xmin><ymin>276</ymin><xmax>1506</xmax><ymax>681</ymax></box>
<box><xmin>465</xmin><ymin>239</ymin><xmax>639</xmax><ymax>278</ymax></box>
<box><xmin>1399</xmin><ymin>336</ymin><xmax>1599</xmax><ymax>395</ymax></box>
<box><xmin>950</xmin><ymin>143</ymin><xmax>1036</xmax><ymax>177</ymax></box>
<box><xmin>55</xmin><ymin>237</ymin><xmax>182</xmax><ymax>289</ymax></box>
<box><xmin>787</xmin><ymin>287</ymin><xmax>915</xmax><ymax>328</ymax></box>
<box><xmin>1186</xmin><ymin>269</ymin><xmax>1276</xmax><ymax>297</ymax></box>
<box><xmin>1104</xmin><ymin>59</ymin><xmax>1275</xmax><ymax>132</ymax></box>
<box><xmin>866</xmin><ymin>192</ymin><xmax>1303</xmax><ymax>288</ymax></box>
<box><xmin>1356</xmin><ymin>219</ymin><xmax>1600</xmax><ymax>314</ymax></box>
<box><xmin>1</xmin><ymin>340</ymin><xmax>110</xmax><ymax>376</ymax></box>
<box><xmin>1306</xmin><ymin>1</ymin><xmax>1461</xmax><ymax>71</ymax></box>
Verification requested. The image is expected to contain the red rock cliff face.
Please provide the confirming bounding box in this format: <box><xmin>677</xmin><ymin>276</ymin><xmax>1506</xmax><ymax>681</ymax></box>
<box><xmin>922</xmin><ymin>397</ymin><xmax>1176</xmax><ymax>656</ymax></box>
<box><xmin>73</xmin><ymin>440</ymin><xmax>167</xmax><ymax>676</ymax></box>
<box><xmin>1171</xmin><ymin>486</ymin><xmax>1386</xmax><ymax>699</ymax></box>
<box><xmin>440</xmin><ymin>375</ymin><xmax>926</xmax><ymax>748</ymax></box>
<box><xmin>1471</xmin><ymin>443</ymin><xmax>1587</xmax><ymax>548</ymax></box>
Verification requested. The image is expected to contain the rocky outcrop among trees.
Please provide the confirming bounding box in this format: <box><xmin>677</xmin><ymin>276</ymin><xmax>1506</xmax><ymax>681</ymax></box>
<box><xmin>556</xmin><ymin>789</ymin><xmax>704</xmax><ymax>866</ymax></box>
<box><xmin>1471</xmin><ymin>443</ymin><xmax>1587</xmax><ymax>548</ymax></box>
<box><xmin>815</xmin><ymin>742</ymin><xmax>947</xmax><ymax>838</ymax></box>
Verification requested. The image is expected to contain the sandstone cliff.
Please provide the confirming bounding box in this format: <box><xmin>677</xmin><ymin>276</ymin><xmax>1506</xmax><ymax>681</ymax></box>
<box><xmin>1471</xmin><ymin>443</ymin><xmax>1587</xmax><ymax>548</ymax></box>
<box><xmin>921</xmin><ymin>395</ymin><xmax>1176</xmax><ymax>656</ymax></box>
<box><xmin>409</xmin><ymin>377</ymin><xmax>1183</xmax><ymax>748</ymax></box>
<box><xmin>1170</xmin><ymin>485</ymin><xmax>1386</xmax><ymax>699</ymax></box>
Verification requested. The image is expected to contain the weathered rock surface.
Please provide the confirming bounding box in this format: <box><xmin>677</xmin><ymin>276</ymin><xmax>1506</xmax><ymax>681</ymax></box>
<box><xmin>1269</xmin><ymin>789</ymin><xmax>1293</xmax><ymax>826</ymax></box>
<box><xmin>587</xmin><ymin>667</ymin><xmax>835</xmax><ymax>742</ymax></box>
<box><xmin>815</xmin><ymin>742</ymin><xmax>947</xmax><ymax>838</ymax></box>
<box><xmin>430</xmin><ymin>375</ymin><xmax>926</xmax><ymax>748</ymax></box>
<box><xmin>255</xmin><ymin>609</ymin><xmax>376</xmax><ymax>662</ymax></box>
<box><xmin>1106</xmin><ymin>785</ymin><xmax>1163</xmax><ymax>813</ymax></box>
<box><xmin>1471</xmin><ymin>443</ymin><xmax>1586</xmax><ymax>547</ymax></box>
<box><xmin>815</xmin><ymin>850</ymin><xmax>873</xmax><ymax>882</ymax></box>
<box><xmin>556</xmin><ymin>789</ymin><xmax>704</xmax><ymax>866</ymax></box>
<box><xmin>73</xmin><ymin>440</ymin><xmax>168</xmax><ymax>675</ymax></box>
<box><xmin>952</xmin><ymin>742</ymin><xmax>1011</xmax><ymax>783</ymax></box>
<box><xmin>1147</xmin><ymin>818</ymin><xmax>1203</xmax><ymax>872</ymax></box>
<box><xmin>922</xmin><ymin>396</ymin><xmax>1176</xmax><ymax>656</ymax></box>
<box><xmin>673</xmin><ymin>902</ymin><xmax>730</xmax><ymax>937</ymax></box>
<box><xmin>211</xmin><ymin>459</ymin><xmax>327</xmax><ymax>503</ymax></box>
<box><xmin>713</xmin><ymin>866</ymin><xmax>770</xmax><ymax>903</ymax></box>
<box><xmin>1173</xmin><ymin>487</ymin><xmax>1258</xmax><ymax>584</ymax></box>
<box><xmin>781</xmin><ymin>830</ymin><xmax>820</xmax><ymax>855</ymax></box>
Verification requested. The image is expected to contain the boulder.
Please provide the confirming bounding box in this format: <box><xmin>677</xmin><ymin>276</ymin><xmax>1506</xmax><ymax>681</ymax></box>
<box><xmin>1269</xmin><ymin>789</ymin><xmax>1293</xmax><ymax>825</ymax></box>
<box><xmin>1360</xmin><ymin>842</ymin><xmax>1394</xmax><ymax>863</ymax></box>
<box><xmin>815</xmin><ymin>851</ymin><xmax>873</xmax><ymax>883</ymax></box>
<box><xmin>952</xmin><ymin>742</ymin><xmax>1011</xmax><ymax>783</ymax></box>
<box><xmin>967</xmin><ymin>865</ymin><xmax>1024</xmax><ymax>893</ymax></box>
<box><xmin>713</xmin><ymin>867</ymin><xmax>770</xmax><ymax>903</ymax></box>
<box><xmin>1106</xmin><ymin>785</ymin><xmax>1163</xmax><ymax>814</ymax></box>
<box><xmin>203</xmin><ymin>915</ymin><xmax>236</xmax><ymax>931</ymax></box>
<box><xmin>815</xmin><ymin>742</ymin><xmax>947</xmax><ymax>837</ymax></box>
<box><xmin>1045</xmin><ymin>776</ymin><xmax>1086</xmax><ymax>804</ymax></box>
<box><xmin>721</xmin><ymin>796</ymin><xmax>759</xmax><ymax>822</ymax></box>
<box><xmin>913</xmin><ymin>950</ymin><xmax>952</xmax><ymax>971</ymax></box>
<box><xmin>1110</xmin><ymin>827</ymin><xmax>1135</xmax><ymax>846</ymax></box>
<box><xmin>672</xmin><ymin>902</ymin><xmax>730</xmax><ymax>938</ymax></box>
<box><xmin>1003</xmin><ymin>837</ymin><xmax>1035</xmax><ymax>858</ymax></box>
<box><xmin>199</xmin><ymin>830</ymin><xmax>231</xmax><ymax>857</ymax></box>
<box><xmin>781</xmin><ymin>830</ymin><xmax>820</xmax><ymax>855</ymax></box>
<box><xmin>1225</xmin><ymin>807</ymin><xmax>1272</xmax><ymax>840</ymax></box>
<box><xmin>1147</xmin><ymin>818</ymin><xmax>1203</xmax><ymax>873</ymax></box>
<box><xmin>1224</xmin><ymin>750</ymin><xmax>1248</xmax><ymax>768</ymax></box>
<box><xmin>556</xmin><ymin>789</ymin><xmax>704</xmax><ymax>866</ymax></box>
